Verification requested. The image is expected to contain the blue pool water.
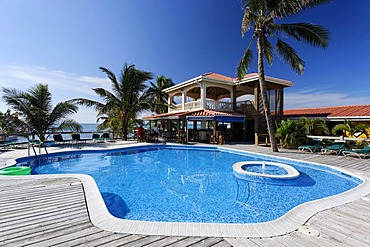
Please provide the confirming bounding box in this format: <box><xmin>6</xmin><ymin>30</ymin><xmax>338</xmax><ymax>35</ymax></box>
<box><xmin>16</xmin><ymin>145</ymin><xmax>362</xmax><ymax>224</ymax></box>
<box><xmin>242</xmin><ymin>164</ymin><xmax>288</xmax><ymax>175</ymax></box>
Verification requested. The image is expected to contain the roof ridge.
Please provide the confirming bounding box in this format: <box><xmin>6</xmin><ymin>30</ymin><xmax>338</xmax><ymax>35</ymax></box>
<box><xmin>285</xmin><ymin>104</ymin><xmax>370</xmax><ymax>111</ymax></box>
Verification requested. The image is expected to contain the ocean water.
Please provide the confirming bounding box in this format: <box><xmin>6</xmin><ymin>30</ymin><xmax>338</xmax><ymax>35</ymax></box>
<box><xmin>15</xmin><ymin>123</ymin><xmax>99</xmax><ymax>142</ymax></box>
<box><xmin>80</xmin><ymin>123</ymin><xmax>99</xmax><ymax>132</ymax></box>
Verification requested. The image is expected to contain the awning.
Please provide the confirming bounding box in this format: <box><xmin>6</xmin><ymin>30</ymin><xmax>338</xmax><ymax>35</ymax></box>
<box><xmin>214</xmin><ymin>116</ymin><xmax>245</xmax><ymax>123</ymax></box>
<box><xmin>186</xmin><ymin>116</ymin><xmax>214</xmax><ymax>121</ymax></box>
<box><xmin>144</xmin><ymin>109</ymin><xmax>245</xmax><ymax>122</ymax></box>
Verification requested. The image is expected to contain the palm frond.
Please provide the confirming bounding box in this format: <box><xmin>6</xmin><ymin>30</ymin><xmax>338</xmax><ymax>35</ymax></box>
<box><xmin>275</xmin><ymin>39</ymin><xmax>305</xmax><ymax>74</ymax></box>
<box><xmin>236</xmin><ymin>48</ymin><xmax>254</xmax><ymax>81</ymax></box>
<box><xmin>241</xmin><ymin>7</ymin><xmax>254</xmax><ymax>37</ymax></box>
<box><xmin>48</xmin><ymin>102</ymin><xmax>78</xmax><ymax>125</ymax></box>
<box><xmin>261</xmin><ymin>35</ymin><xmax>273</xmax><ymax>65</ymax></box>
<box><xmin>68</xmin><ymin>98</ymin><xmax>104</xmax><ymax>111</ymax></box>
<box><xmin>300</xmin><ymin>0</ymin><xmax>332</xmax><ymax>10</ymax></box>
<box><xmin>276</xmin><ymin>23</ymin><xmax>329</xmax><ymax>48</ymax></box>
<box><xmin>269</xmin><ymin>0</ymin><xmax>331</xmax><ymax>18</ymax></box>
<box><xmin>56</xmin><ymin>119</ymin><xmax>82</xmax><ymax>132</ymax></box>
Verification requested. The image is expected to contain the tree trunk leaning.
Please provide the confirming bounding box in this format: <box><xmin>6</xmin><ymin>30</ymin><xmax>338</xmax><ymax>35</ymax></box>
<box><xmin>257</xmin><ymin>37</ymin><xmax>279</xmax><ymax>152</ymax></box>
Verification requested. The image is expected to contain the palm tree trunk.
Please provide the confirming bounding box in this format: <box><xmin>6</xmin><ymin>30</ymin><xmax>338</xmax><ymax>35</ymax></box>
<box><xmin>122</xmin><ymin>122</ymin><xmax>128</xmax><ymax>141</ymax></box>
<box><xmin>257</xmin><ymin>37</ymin><xmax>279</xmax><ymax>152</ymax></box>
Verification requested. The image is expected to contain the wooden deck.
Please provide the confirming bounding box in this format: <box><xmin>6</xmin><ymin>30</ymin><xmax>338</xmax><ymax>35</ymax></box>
<box><xmin>0</xmin><ymin>142</ymin><xmax>369</xmax><ymax>246</ymax></box>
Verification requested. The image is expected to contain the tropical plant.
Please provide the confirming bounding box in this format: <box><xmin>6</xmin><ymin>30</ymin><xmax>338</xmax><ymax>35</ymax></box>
<box><xmin>331</xmin><ymin>120</ymin><xmax>369</xmax><ymax>137</ymax></box>
<box><xmin>236</xmin><ymin>0</ymin><xmax>330</xmax><ymax>152</ymax></box>
<box><xmin>0</xmin><ymin>109</ymin><xmax>24</xmax><ymax>134</ymax></box>
<box><xmin>275</xmin><ymin>119</ymin><xmax>301</xmax><ymax>148</ymax></box>
<box><xmin>299</xmin><ymin>117</ymin><xmax>329</xmax><ymax>142</ymax></box>
<box><xmin>146</xmin><ymin>75</ymin><xmax>175</xmax><ymax>114</ymax></box>
<box><xmin>70</xmin><ymin>63</ymin><xmax>153</xmax><ymax>140</ymax></box>
<box><xmin>1</xmin><ymin>84</ymin><xmax>81</xmax><ymax>142</ymax></box>
<box><xmin>96</xmin><ymin>107</ymin><xmax>123</xmax><ymax>138</ymax></box>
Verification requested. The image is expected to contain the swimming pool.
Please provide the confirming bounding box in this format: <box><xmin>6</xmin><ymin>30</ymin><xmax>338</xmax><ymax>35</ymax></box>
<box><xmin>16</xmin><ymin>145</ymin><xmax>362</xmax><ymax>224</ymax></box>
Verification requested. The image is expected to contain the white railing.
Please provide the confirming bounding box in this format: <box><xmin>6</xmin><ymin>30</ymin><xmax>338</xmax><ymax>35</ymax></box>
<box><xmin>206</xmin><ymin>100</ymin><xmax>233</xmax><ymax>111</ymax></box>
<box><xmin>171</xmin><ymin>100</ymin><xmax>201</xmax><ymax>112</ymax></box>
<box><xmin>184</xmin><ymin>100</ymin><xmax>201</xmax><ymax>110</ymax></box>
<box><xmin>170</xmin><ymin>100</ymin><xmax>233</xmax><ymax>112</ymax></box>
<box><xmin>173</xmin><ymin>104</ymin><xmax>182</xmax><ymax>111</ymax></box>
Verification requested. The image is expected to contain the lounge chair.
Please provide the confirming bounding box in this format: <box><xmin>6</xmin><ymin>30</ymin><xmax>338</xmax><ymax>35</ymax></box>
<box><xmin>53</xmin><ymin>134</ymin><xmax>70</xmax><ymax>145</ymax></box>
<box><xmin>100</xmin><ymin>133</ymin><xmax>115</xmax><ymax>142</ymax></box>
<box><xmin>298</xmin><ymin>139</ymin><xmax>322</xmax><ymax>152</ymax></box>
<box><xmin>342</xmin><ymin>146</ymin><xmax>370</xmax><ymax>159</ymax></box>
<box><xmin>0</xmin><ymin>140</ymin><xmax>17</xmax><ymax>150</ymax></box>
<box><xmin>92</xmin><ymin>133</ymin><xmax>105</xmax><ymax>142</ymax></box>
<box><xmin>321</xmin><ymin>141</ymin><xmax>345</xmax><ymax>155</ymax></box>
<box><xmin>71</xmin><ymin>133</ymin><xmax>90</xmax><ymax>143</ymax></box>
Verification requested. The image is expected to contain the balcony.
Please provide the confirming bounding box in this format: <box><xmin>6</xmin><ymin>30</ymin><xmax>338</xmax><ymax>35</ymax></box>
<box><xmin>171</xmin><ymin>100</ymin><xmax>233</xmax><ymax>112</ymax></box>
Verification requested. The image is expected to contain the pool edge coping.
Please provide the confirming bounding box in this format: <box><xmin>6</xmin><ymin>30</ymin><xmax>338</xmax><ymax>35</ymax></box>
<box><xmin>2</xmin><ymin>143</ymin><xmax>370</xmax><ymax>238</ymax></box>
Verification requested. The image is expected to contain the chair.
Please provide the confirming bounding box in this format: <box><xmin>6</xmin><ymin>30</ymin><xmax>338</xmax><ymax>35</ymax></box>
<box><xmin>71</xmin><ymin>133</ymin><xmax>90</xmax><ymax>144</ymax></box>
<box><xmin>71</xmin><ymin>133</ymin><xmax>81</xmax><ymax>143</ymax></box>
<box><xmin>298</xmin><ymin>139</ymin><xmax>322</xmax><ymax>152</ymax></box>
<box><xmin>0</xmin><ymin>141</ymin><xmax>17</xmax><ymax>150</ymax></box>
<box><xmin>101</xmin><ymin>133</ymin><xmax>115</xmax><ymax>142</ymax></box>
<box><xmin>53</xmin><ymin>134</ymin><xmax>69</xmax><ymax>145</ymax></box>
<box><xmin>342</xmin><ymin>146</ymin><xmax>370</xmax><ymax>159</ymax></box>
<box><xmin>92</xmin><ymin>133</ymin><xmax>104</xmax><ymax>142</ymax></box>
<box><xmin>321</xmin><ymin>141</ymin><xmax>345</xmax><ymax>155</ymax></box>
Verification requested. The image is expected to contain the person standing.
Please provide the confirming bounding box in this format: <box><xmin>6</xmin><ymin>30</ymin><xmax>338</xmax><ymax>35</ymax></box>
<box><xmin>137</xmin><ymin>125</ymin><xmax>145</xmax><ymax>142</ymax></box>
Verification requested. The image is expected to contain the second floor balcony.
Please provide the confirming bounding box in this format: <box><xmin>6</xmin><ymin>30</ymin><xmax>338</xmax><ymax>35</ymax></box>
<box><xmin>172</xmin><ymin>99</ymin><xmax>234</xmax><ymax>112</ymax></box>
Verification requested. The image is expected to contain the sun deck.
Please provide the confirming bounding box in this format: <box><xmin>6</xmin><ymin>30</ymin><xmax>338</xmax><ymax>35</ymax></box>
<box><xmin>0</xmin><ymin>141</ymin><xmax>369</xmax><ymax>246</ymax></box>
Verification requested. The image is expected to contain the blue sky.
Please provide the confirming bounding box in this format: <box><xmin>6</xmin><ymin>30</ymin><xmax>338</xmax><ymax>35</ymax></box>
<box><xmin>0</xmin><ymin>0</ymin><xmax>369</xmax><ymax>123</ymax></box>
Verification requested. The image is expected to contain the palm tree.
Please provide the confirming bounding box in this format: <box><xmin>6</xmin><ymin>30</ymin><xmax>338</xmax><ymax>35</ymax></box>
<box><xmin>146</xmin><ymin>76</ymin><xmax>175</xmax><ymax>114</ymax></box>
<box><xmin>70</xmin><ymin>63</ymin><xmax>153</xmax><ymax>140</ymax></box>
<box><xmin>237</xmin><ymin>0</ymin><xmax>330</xmax><ymax>152</ymax></box>
<box><xmin>1</xmin><ymin>84</ymin><xmax>81</xmax><ymax>142</ymax></box>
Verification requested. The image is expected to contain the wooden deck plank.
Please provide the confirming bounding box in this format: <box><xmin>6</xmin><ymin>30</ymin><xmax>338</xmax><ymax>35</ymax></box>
<box><xmin>187</xmin><ymin>237</ymin><xmax>225</xmax><ymax>247</ymax></box>
<box><xmin>1</xmin><ymin>209</ymin><xmax>88</xmax><ymax>237</ymax></box>
<box><xmin>119</xmin><ymin>235</ymin><xmax>165</xmax><ymax>246</ymax></box>
<box><xmin>143</xmin><ymin>236</ymin><xmax>188</xmax><ymax>247</ymax></box>
<box><xmin>210</xmin><ymin>240</ymin><xmax>234</xmax><ymax>247</ymax></box>
<box><xmin>0</xmin><ymin>193</ymin><xmax>85</xmax><ymax>218</ymax></box>
<box><xmin>0</xmin><ymin>201</ymin><xmax>88</xmax><ymax>226</ymax></box>
<box><xmin>73</xmin><ymin>233</ymin><xmax>130</xmax><ymax>247</ymax></box>
<box><xmin>53</xmin><ymin>231</ymin><xmax>123</xmax><ymax>247</ymax></box>
<box><xmin>27</xmin><ymin>225</ymin><xmax>105</xmax><ymax>247</ymax></box>
<box><xmin>3</xmin><ymin>222</ymin><xmax>93</xmax><ymax>246</ymax></box>
<box><xmin>1</xmin><ymin>209</ymin><xmax>87</xmax><ymax>236</ymax></box>
<box><xmin>97</xmin><ymin>234</ymin><xmax>146</xmax><ymax>247</ymax></box>
<box><xmin>165</xmin><ymin>236</ymin><xmax>207</xmax><ymax>247</ymax></box>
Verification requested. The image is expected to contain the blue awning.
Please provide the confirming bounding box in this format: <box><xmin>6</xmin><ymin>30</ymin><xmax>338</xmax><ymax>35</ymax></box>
<box><xmin>214</xmin><ymin>116</ymin><xmax>245</xmax><ymax>123</ymax></box>
<box><xmin>186</xmin><ymin>116</ymin><xmax>214</xmax><ymax>121</ymax></box>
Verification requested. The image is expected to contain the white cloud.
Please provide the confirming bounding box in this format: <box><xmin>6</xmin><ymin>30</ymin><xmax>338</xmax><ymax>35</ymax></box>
<box><xmin>0</xmin><ymin>64</ymin><xmax>109</xmax><ymax>122</ymax></box>
<box><xmin>284</xmin><ymin>89</ymin><xmax>370</xmax><ymax>109</ymax></box>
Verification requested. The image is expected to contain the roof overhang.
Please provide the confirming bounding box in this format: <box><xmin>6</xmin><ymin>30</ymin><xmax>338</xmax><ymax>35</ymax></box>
<box><xmin>163</xmin><ymin>73</ymin><xmax>293</xmax><ymax>94</ymax></box>
<box><xmin>143</xmin><ymin>109</ymin><xmax>246</xmax><ymax>123</ymax></box>
<box><xmin>238</xmin><ymin>74</ymin><xmax>293</xmax><ymax>87</ymax></box>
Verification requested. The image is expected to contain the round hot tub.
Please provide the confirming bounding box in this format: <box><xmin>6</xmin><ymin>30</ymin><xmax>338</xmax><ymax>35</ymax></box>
<box><xmin>233</xmin><ymin>161</ymin><xmax>300</xmax><ymax>182</ymax></box>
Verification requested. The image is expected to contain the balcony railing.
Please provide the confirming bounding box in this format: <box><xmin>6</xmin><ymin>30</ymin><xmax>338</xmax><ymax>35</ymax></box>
<box><xmin>171</xmin><ymin>100</ymin><xmax>233</xmax><ymax>112</ymax></box>
<box><xmin>206</xmin><ymin>101</ymin><xmax>233</xmax><ymax>111</ymax></box>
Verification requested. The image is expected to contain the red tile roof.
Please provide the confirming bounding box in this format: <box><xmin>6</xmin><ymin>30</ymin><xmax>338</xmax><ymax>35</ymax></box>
<box><xmin>143</xmin><ymin>111</ymin><xmax>188</xmax><ymax>120</ymax></box>
<box><xmin>143</xmin><ymin>109</ymin><xmax>245</xmax><ymax>120</ymax></box>
<box><xmin>187</xmin><ymin>109</ymin><xmax>245</xmax><ymax>117</ymax></box>
<box><xmin>202</xmin><ymin>72</ymin><xmax>234</xmax><ymax>82</ymax></box>
<box><xmin>284</xmin><ymin>105</ymin><xmax>370</xmax><ymax>118</ymax></box>
<box><xmin>202</xmin><ymin>72</ymin><xmax>262</xmax><ymax>82</ymax></box>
